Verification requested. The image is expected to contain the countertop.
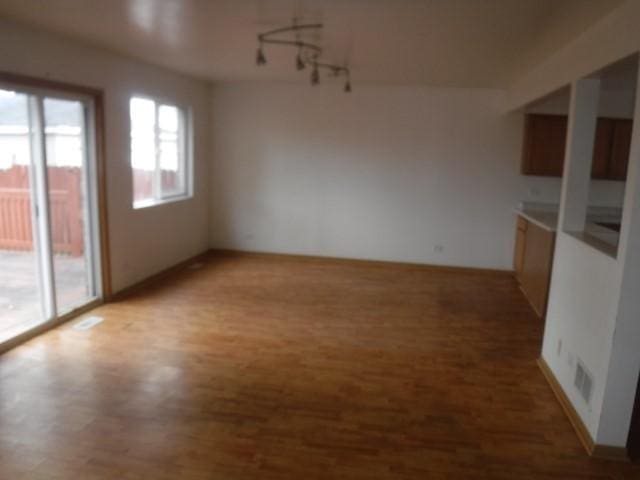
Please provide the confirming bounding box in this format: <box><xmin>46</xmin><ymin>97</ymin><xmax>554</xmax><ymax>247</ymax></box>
<box><xmin>513</xmin><ymin>205</ymin><xmax>558</xmax><ymax>232</ymax></box>
<box><xmin>513</xmin><ymin>202</ymin><xmax>622</xmax><ymax>253</ymax></box>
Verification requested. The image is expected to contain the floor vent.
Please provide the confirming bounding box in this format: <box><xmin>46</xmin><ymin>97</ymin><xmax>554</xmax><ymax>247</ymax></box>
<box><xmin>72</xmin><ymin>316</ymin><xmax>104</xmax><ymax>331</ymax></box>
<box><xmin>574</xmin><ymin>360</ymin><xmax>593</xmax><ymax>405</ymax></box>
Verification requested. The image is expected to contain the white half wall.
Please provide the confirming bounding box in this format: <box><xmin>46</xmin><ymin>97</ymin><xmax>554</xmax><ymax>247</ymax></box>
<box><xmin>0</xmin><ymin>19</ymin><xmax>211</xmax><ymax>292</ymax></box>
<box><xmin>542</xmin><ymin>234</ymin><xmax>621</xmax><ymax>439</ymax></box>
<box><xmin>210</xmin><ymin>82</ymin><xmax>524</xmax><ymax>270</ymax></box>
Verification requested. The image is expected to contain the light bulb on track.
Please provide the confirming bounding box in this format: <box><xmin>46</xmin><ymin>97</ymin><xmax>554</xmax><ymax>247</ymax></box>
<box><xmin>256</xmin><ymin>45</ymin><xmax>267</xmax><ymax>66</ymax></box>
<box><xmin>311</xmin><ymin>64</ymin><xmax>320</xmax><ymax>85</ymax></box>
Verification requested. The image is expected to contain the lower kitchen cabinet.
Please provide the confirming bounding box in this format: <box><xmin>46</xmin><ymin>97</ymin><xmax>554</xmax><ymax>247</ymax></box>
<box><xmin>513</xmin><ymin>215</ymin><xmax>556</xmax><ymax>317</ymax></box>
<box><xmin>514</xmin><ymin>217</ymin><xmax>527</xmax><ymax>282</ymax></box>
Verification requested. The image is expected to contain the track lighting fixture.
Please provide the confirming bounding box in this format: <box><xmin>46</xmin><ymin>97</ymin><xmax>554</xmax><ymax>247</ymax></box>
<box><xmin>255</xmin><ymin>20</ymin><xmax>352</xmax><ymax>92</ymax></box>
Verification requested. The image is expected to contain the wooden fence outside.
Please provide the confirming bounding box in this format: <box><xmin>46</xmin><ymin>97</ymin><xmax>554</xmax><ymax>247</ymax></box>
<box><xmin>0</xmin><ymin>166</ymin><xmax>83</xmax><ymax>256</ymax></box>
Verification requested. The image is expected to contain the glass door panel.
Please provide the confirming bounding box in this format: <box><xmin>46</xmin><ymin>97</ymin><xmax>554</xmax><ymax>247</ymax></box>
<box><xmin>0</xmin><ymin>88</ymin><xmax>44</xmax><ymax>340</ymax></box>
<box><xmin>42</xmin><ymin>97</ymin><xmax>96</xmax><ymax>315</ymax></box>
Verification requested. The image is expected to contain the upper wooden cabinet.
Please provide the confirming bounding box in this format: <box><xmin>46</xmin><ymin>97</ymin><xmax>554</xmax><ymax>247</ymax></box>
<box><xmin>610</xmin><ymin>119</ymin><xmax>633</xmax><ymax>180</ymax></box>
<box><xmin>591</xmin><ymin>118</ymin><xmax>615</xmax><ymax>179</ymax></box>
<box><xmin>521</xmin><ymin>113</ymin><xmax>632</xmax><ymax>180</ymax></box>
<box><xmin>521</xmin><ymin>114</ymin><xmax>567</xmax><ymax>177</ymax></box>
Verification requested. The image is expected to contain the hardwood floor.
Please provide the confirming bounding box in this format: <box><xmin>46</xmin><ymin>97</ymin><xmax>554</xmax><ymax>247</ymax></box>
<box><xmin>1</xmin><ymin>251</ymin><xmax>639</xmax><ymax>479</ymax></box>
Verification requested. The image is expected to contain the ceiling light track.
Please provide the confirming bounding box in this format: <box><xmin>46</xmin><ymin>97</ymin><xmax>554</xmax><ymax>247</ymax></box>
<box><xmin>256</xmin><ymin>21</ymin><xmax>352</xmax><ymax>92</ymax></box>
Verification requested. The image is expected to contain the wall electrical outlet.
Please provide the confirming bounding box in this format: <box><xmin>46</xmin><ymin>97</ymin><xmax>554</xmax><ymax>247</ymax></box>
<box><xmin>434</xmin><ymin>245</ymin><xmax>444</xmax><ymax>253</ymax></box>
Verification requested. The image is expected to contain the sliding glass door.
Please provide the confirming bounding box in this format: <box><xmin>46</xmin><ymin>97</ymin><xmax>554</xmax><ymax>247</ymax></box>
<box><xmin>0</xmin><ymin>84</ymin><xmax>101</xmax><ymax>342</ymax></box>
<box><xmin>0</xmin><ymin>89</ymin><xmax>41</xmax><ymax>338</ymax></box>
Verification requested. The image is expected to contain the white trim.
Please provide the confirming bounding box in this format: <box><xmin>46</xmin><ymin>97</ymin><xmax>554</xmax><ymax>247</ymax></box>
<box><xmin>133</xmin><ymin>194</ymin><xmax>193</xmax><ymax>210</ymax></box>
<box><xmin>82</xmin><ymin>98</ymin><xmax>102</xmax><ymax>302</ymax></box>
<box><xmin>30</xmin><ymin>95</ymin><xmax>57</xmax><ymax>320</ymax></box>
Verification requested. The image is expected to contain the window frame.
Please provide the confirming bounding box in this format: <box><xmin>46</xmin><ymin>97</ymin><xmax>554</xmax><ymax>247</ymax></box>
<box><xmin>129</xmin><ymin>94</ymin><xmax>192</xmax><ymax>209</ymax></box>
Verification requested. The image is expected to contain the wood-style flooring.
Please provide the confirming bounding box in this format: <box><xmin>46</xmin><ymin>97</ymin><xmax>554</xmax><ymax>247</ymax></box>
<box><xmin>1</xmin><ymin>251</ymin><xmax>639</xmax><ymax>479</ymax></box>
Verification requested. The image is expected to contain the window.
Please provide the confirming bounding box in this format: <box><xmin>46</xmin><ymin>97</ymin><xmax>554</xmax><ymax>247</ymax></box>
<box><xmin>130</xmin><ymin>96</ymin><xmax>190</xmax><ymax>208</ymax></box>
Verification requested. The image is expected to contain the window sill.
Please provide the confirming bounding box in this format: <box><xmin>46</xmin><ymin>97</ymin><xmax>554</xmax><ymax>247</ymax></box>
<box><xmin>133</xmin><ymin>195</ymin><xmax>192</xmax><ymax>210</ymax></box>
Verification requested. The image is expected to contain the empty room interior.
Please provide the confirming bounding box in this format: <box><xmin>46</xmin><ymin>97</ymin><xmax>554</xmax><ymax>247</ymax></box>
<box><xmin>3</xmin><ymin>0</ymin><xmax>640</xmax><ymax>478</ymax></box>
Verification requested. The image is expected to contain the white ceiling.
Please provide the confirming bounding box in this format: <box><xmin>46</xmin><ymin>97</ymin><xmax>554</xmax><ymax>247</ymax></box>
<box><xmin>0</xmin><ymin>0</ymin><xmax>624</xmax><ymax>88</ymax></box>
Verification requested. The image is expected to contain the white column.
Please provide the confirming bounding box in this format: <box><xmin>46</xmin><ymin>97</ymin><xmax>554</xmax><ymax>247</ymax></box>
<box><xmin>559</xmin><ymin>78</ymin><xmax>600</xmax><ymax>233</ymax></box>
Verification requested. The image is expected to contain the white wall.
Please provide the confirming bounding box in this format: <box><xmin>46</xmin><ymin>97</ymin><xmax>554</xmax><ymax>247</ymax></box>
<box><xmin>0</xmin><ymin>19</ymin><xmax>211</xmax><ymax>292</ymax></box>
<box><xmin>210</xmin><ymin>83</ymin><xmax>524</xmax><ymax>270</ymax></box>
<box><xmin>542</xmin><ymin>201</ymin><xmax>623</xmax><ymax>439</ymax></box>
<box><xmin>541</xmin><ymin>80</ymin><xmax>624</xmax><ymax>441</ymax></box>
<box><xmin>597</xmin><ymin>66</ymin><xmax>640</xmax><ymax>446</ymax></box>
<box><xmin>509</xmin><ymin>0</ymin><xmax>640</xmax><ymax>110</ymax></box>
<box><xmin>511</xmin><ymin>0</ymin><xmax>640</xmax><ymax>447</ymax></box>
<box><xmin>521</xmin><ymin>176</ymin><xmax>626</xmax><ymax>208</ymax></box>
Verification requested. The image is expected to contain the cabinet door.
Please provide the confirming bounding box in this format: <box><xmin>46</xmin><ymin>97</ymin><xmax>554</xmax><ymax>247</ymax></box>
<box><xmin>514</xmin><ymin>218</ymin><xmax>527</xmax><ymax>281</ymax></box>
<box><xmin>609</xmin><ymin>119</ymin><xmax>633</xmax><ymax>181</ymax></box>
<box><xmin>591</xmin><ymin>118</ymin><xmax>614</xmax><ymax>179</ymax></box>
<box><xmin>520</xmin><ymin>222</ymin><xmax>555</xmax><ymax>317</ymax></box>
<box><xmin>521</xmin><ymin>114</ymin><xmax>567</xmax><ymax>177</ymax></box>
